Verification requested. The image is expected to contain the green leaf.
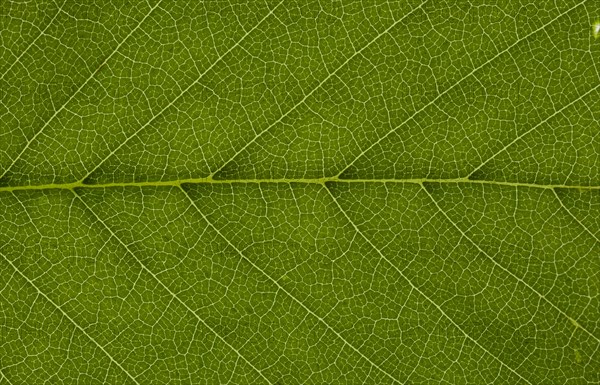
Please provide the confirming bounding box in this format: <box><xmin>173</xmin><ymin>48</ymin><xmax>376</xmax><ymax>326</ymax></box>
<box><xmin>1</xmin><ymin>1</ymin><xmax>599</xmax><ymax>384</ymax></box>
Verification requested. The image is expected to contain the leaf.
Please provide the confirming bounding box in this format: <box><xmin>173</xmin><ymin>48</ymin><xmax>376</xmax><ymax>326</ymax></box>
<box><xmin>1</xmin><ymin>1</ymin><xmax>599</xmax><ymax>384</ymax></box>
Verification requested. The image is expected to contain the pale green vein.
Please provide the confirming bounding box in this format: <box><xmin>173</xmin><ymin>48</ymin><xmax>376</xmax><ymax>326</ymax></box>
<box><xmin>209</xmin><ymin>0</ymin><xmax>430</xmax><ymax>178</ymax></box>
<box><xmin>322</xmin><ymin>183</ymin><xmax>534</xmax><ymax>385</ymax></box>
<box><xmin>72</xmin><ymin>189</ymin><xmax>273</xmax><ymax>385</ymax></box>
<box><xmin>0</xmin><ymin>368</ymin><xmax>14</xmax><ymax>385</ymax></box>
<box><xmin>78</xmin><ymin>0</ymin><xmax>285</xmax><ymax>183</ymax></box>
<box><xmin>552</xmin><ymin>188</ymin><xmax>600</xmax><ymax>244</ymax></box>
<box><xmin>0</xmin><ymin>0</ymin><xmax>165</xmax><ymax>180</ymax></box>
<box><xmin>420</xmin><ymin>183</ymin><xmax>600</xmax><ymax>344</ymax></box>
<box><xmin>0</xmin><ymin>0</ymin><xmax>67</xmax><ymax>80</ymax></box>
<box><xmin>337</xmin><ymin>0</ymin><xmax>589</xmax><ymax>178</ymax></box>
<box><xmin>1</xmin><ymin>177</ymin><xmax>599</xmax><ymax>193</ymax></box>
<box><xmin>180</xmin><ymin>185</ymin><xmax>403</xmax><ymax>385</ymax></box>
<box><xmin>467</xmin><ymin>83</ymin><xmax>600</xmax><ymax>178</ymax></box>
<box><xmin>0</xmin><ymin>250</ymin><xmax>140</xmax><ymax>385</ymax></box>
<box><xmin>5</xmin><ymin>191</ymin><xmax>141</xmax><ymax>382</ymax></box>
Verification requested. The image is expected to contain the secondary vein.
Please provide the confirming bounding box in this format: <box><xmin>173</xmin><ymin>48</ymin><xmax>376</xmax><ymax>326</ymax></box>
<box><xmin>0</xmin><ymin>250</ymin><xmax>141</xmax><ymax>385</ymax></box>
<box><xmin>180</xmin><ymin>184</ymin><xmax>404</xmax><ymax>385</ymax></box>
<box><xmin>420</xmin><ymin>183</ymin><xmax>600</xmax><ymax>345</ymax></box>
<box><xmin>323</xmin><ymin>183</ymin><xmax>534</xmax><ymax>385</ymax></box>
<box><xmin>72</xmin><ymin>189</ymin><xmax>274</xmax><ymax>385</ymax></box>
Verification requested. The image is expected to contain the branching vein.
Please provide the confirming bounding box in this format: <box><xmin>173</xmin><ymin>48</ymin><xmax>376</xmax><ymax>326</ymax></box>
<box><xmin>0</xmin><ymin>250</ymin><xmax>141</xmax><ymax>385</ymax></box>
<box><xmin>0</xmin><ymin>0</ymin><xmax>165</xmax><ymax>180</ymax></box>
<box><xmin>180</xmin><ymin>184</ymin><xmax>403</xmax><ymax>385</ymax></box>
<box><xmin>420</xmin><ymin>183</ymin><xmax>600</xmax><ymax>344</ymax></box>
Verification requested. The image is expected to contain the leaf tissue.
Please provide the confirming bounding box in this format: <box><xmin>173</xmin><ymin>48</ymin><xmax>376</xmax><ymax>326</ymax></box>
<box><xmin>1</xmin><ymin>1</ymin><xmax>599</xmax><ymax>384</ymax></box>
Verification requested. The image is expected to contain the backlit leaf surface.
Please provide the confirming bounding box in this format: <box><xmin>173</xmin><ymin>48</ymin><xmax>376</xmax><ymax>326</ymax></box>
<box><xmin>1</xmin><ymin>1</ymin><xmax>599</xmax><ymax>384</ymax></box>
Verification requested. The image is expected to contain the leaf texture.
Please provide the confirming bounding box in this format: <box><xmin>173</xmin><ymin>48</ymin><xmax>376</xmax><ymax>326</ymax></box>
<box><xmin>1</xmin><ymin>1</ymin><xmax>599</xmax><ymax>384</ymax></box>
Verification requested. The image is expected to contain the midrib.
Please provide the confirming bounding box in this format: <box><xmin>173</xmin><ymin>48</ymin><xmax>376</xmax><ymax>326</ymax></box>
<box><xmin>1</xmin><ymin>177</ymin><xmax>599</xmax><ymax>192</ymax></box>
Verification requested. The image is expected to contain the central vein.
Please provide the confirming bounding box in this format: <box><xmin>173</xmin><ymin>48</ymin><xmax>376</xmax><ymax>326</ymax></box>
<box><xmin>0</xmin><ymin>177</ymin><xmax>598</xmax><ymax>192</ymax></box>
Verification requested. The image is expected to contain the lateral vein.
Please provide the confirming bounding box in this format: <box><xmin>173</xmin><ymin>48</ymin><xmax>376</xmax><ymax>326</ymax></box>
<box><xmin>72</xmin><ymin>189</ymin><xmax>274</xmax><ymax>385</ymax></box>
<box><xmin>421</xmin><ymin>183</ymin><xmax>600</xmax><ymax>344</ymax></box>
<box><xmin>0</xmin><ymin>0</ymin><xmax>165</xmax><ymax>180</ymax></box>
<box><xmin>180</xmin><ymin>185</ymin><xmax>404</xmax><ymax>385</ymax></box>
<box><xmin>0</xmin><ymin>250</ymin><xmax>141</xmax><ymax>385</ymax></box>
<box><xmin>323</xmin><ymin>183</ymin><xmax>534</xmax><ymax>385</ymax></box>
<box><xmin>337</xmin><ymin>0</ymin><xmax>589</xmax><ymax>177</ymax></box>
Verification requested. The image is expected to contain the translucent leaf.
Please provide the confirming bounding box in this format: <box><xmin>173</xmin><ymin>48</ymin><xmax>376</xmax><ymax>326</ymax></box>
<box><xmin>1</xmin><ymin>1</ymin><xmax>599</xmax><ymax>383</ymax></box>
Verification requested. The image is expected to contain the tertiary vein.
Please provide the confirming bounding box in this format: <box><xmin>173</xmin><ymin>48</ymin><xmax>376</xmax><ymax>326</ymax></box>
<box><xmin>0</xmin><ymin>0</ymin><xmax>67</xmax><ymax>80</ymax></box>
<box><xmin>552</xmin><ymin>189</ymin><xmax>600</xmax><ymax>244</ymax></box>
<box><xmin>0</xmin><ymin>366</ymin><xmax>15</xmax><ymax>385</ymax></box>
<box><xmin>467</xmin><ymin>83</ymin><xmax>600</xmax><ymax>178</ymax></box>
<box><xmin>77</xmin><ymin>0</ymin><xmax>286</xmax><ymax>183</ymax></box>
